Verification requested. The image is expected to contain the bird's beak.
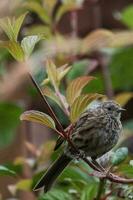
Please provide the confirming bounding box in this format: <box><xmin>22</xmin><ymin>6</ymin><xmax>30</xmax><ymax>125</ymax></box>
<box><xmin>118</xmin><ymin>108</ymin><xmax>126</xmax><ymax>112</ymax></box>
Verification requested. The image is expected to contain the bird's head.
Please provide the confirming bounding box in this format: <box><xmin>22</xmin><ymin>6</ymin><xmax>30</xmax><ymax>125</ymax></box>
<box><xmin>101</xmin><ymin>100</ymin><xmax>125</xmax><ymax>119</ymax></box>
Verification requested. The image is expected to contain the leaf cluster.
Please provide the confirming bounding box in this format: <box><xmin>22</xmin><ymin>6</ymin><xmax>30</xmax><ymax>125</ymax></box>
<box><xmin>1</xmin><ymin>5</ymin><xmax>133</xmax><ymax>200</ymax></box>
<box><xmin>0</xmin><ymin>13</ymin><xmax>44</xmax><ymax>61</ymax></box>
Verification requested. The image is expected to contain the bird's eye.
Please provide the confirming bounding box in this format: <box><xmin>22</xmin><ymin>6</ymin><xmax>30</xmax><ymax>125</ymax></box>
<box><xmin>107</xmin><ymin>107</ymin><xmax>112</xmax><ymax>111</ymax></box>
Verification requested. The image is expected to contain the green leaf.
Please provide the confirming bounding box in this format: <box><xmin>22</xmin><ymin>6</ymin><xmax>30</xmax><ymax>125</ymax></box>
<box><xmin>13</xmin><ymin>13</ymin><xmax>27</xmax><ymax>42</ymax></box>
<box><xmin>66</xmin><ymin>76</ymin><xmax>94</xmax><ymax>106</ymax></box>
<box><xmin>81</xmin><ymin>183</ymin><xmax>98</xmax><ymax>200</ymax></box>
<box><xmin>42</xmin><ymin>87</ymin><xmax>63</xmax><ymax>108</ymax></box>
<box><xmin>80</xmin><ymin>29</ymin><xmax>113</xmax><ymax>54</ymax></box>
<box><xmin>43</xmin><ymin>0</ymin><xmax>57</xmax><ymax>15</ymax></box>
<box><xmin>59</xmin><ymin>166</ymin><xmax>93</xmax><ymax>183</ymax></box>
<box><xmin>83</xmin><ymin>72</ymin><xmax>104</xmax><ymax>94</ymax></box>
<box><xmin>0</xmin><ymin>17</ymin><xmax>15</xmax><ymax>41</ymax></box>
<box><xmin>118</xmin><ymin>164</ymin><xmax>133</xmax><ymax>178</ymax></box>
<box><xmin>114</xmin><ymin>92</ymin><xmax>133</xmax><ymax>106</ymax></box>
<box><xmin>39</xmin><ymin>189</ymin><xmax>72</xmax><ymax>200</ymax></box>
<box><xmin>58</xmin><ymin>64</ymin><xmax>71</xmax><ymax>83</ymax></box>
<box><xmin>0</xmin><ymin>13</ymin><xmax>27</xmax><ymax>41</ymax></box>
<box><xmin>20</xmin><ymin>110</ymin><xmax>56</xmax><ymax>130</ymax></box>
<box><xmin>109</xmin><ymin>31</ymin><xmax>133</xmax><ymax>48</ymax></box>
<box><xmin>41</xmin><ymin>63</ymin><xmax>71</xmax><ymax>86</ymax></box>
<box><xmin>4</xmin><ymin>163</ymin><xmax>23</xmax><ymax>175</ymax></box>
<box><xmin>109</xmin><ymin>47</ymin><xmax>133</xmax><ymax>90</ymax></box>
<box><xmin>0</xmin><ymin>165</ymin><xmax>16</xmax><ymax>176</ymax></box>
<box><xmin>0</xmin><ymin>41</ymin><xmax>24</xmax><ymax>61</ymax></box>
<box><xmin>0</xmin><ymin>102</ymin><xmax>22</xmax><ymax>148</ymax></box>
<box><xmin>124</xmin><ymin>119</ymin><xmax>133</xmax><ymax>131</ymax></box>
<box><xmin>25</xmin><ymin>25</ymin><xmax>52</xmax><ymax>38</ymax></box>
<box><xmin>67</xmin><ymin>59</ymin><xmax>90</xmax><ymax>81</ymax></box>
<box><xmin>45</xmin><ymin>59</ymin><xmax>58</xmax><ymax>88</ymax></box>
<box><xmin>16</xmin><ymin>179</ymin><xmax>32</xmax><ymax>191</ymax></box>
<box><xmin>21</xmin><ymin>35</ymin><xmax>44</xmax><ymax>58</ymax></box>
<box><xmin>70</xmin><ymin>94</ymin><xmax>102</xmax><ymax>123</ymax></box>
<box><xmin>121</xmin><ymin>5</ymin><xmax>133</xmax><ymax>28</ymax></box>
<box><xmin>23</xmin><ymin>2</ymin><xmax>50</xmax><ymax>24</ymax></box>
<box><xmin>111</xmin><ymin>147</ymin><xmax>128</xmax><ymax>166</ymax></box>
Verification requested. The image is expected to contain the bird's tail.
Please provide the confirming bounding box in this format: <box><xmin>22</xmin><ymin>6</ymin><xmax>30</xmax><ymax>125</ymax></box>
<box><xmin>33</xmin><ymin>153</ymin><xmax>72</xmax><ymax>193</ymax></box>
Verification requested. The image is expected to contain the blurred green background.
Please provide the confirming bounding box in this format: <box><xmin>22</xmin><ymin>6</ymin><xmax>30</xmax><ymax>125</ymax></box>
<box><xmin>1</xmin><ymin>0</ymin><xmax>133</xmax><ymax>199</ymax></box>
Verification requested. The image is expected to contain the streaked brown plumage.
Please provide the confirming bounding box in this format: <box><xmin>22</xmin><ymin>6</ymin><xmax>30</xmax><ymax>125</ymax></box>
<box><xmin>33</xmin><ymin>100</ymin><xmax>124</xmax><ymax>192</ymax></box>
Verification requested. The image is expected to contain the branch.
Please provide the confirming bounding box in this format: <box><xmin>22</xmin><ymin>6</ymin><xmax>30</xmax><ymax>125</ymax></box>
<box><xmin>54</xmin><ymin>87</ymin><xmax>70</xmax><ymax>117</ymax></box>
<box><xmin>29</xmin><ymin>73</ymin><xmax>65</xmax><ymax>134</ymax></box>
<box><xmin>91</xmin><ymin>169</ymin><xmax>133</xmax><ymax>184</ymax></box>
<box><xmin>107</xmin><ymin>173</ymin><xmax>133</xmax><ymax>184</ymax></box>
<box><xmin>65</xmin><ymin>125</ymin><xmax>133</xmax><ymax>184</ymax></box>
<box><xmin>29</xmin><ymin>71</ymin><xmax>133</xmax><ymax>186</ymax></box>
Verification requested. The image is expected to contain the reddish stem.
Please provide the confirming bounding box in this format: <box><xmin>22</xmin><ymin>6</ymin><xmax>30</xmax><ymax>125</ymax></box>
<box><xmin>29</xmin><ymin>73</ymin><xmax>133</xmax><ymax>186</ymax></box>
<box><xmin>54</xmin><ymin>87</ymin><xmax>70</xmax><ymax>117</ymax></box>
<box><xmin>29</xmin><ymin>74</ymin><xmax>65</xmax><ymax>134</ymax></box>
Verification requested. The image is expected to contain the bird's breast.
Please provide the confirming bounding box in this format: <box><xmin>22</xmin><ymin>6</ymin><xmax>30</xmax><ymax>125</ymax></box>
<box><xmin>68</xmin><ymin>116</ymin><xmax>122</xmax><ymax>158</ymax></box>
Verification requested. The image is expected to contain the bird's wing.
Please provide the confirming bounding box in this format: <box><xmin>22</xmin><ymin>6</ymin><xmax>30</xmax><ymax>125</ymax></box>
<box><xmin>54</xmin><ymin>109</ymin><xmax>104</xmax><ymax>150</ymax></box>
<box><xmin>75</xmin><ymin>109</ymin><xmax>104</xmax><ymax>131</ymax></box>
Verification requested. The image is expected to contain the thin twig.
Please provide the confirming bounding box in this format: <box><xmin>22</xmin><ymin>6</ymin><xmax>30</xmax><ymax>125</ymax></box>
<box><xmin>106</xmin><ymin>173</ymin><xmax>133</xmax><ymax>184</ymax></box>
<box><xmin>82</xmin><ymin>157</ymin><xmax>102</xmax><ymax>172</ymax></box>
<box><xmin>29</xmin><ymin>71</ymin><xmax>133</xmax><ymax>186</ymax></box>
<box><xmin>55</xmin><ymin>129</ymin><xmax>65</xmax><ymax>138</ymax></box>
<box><xmin>65</xmin><ymin>126</ymin><xmax>133</xmax><ymax>184</ymax></box>
<box><xmin>55</xmin><ymin>87</ymin><xmax>70</xmax><ymax>116</ymax></box>
<box><xmin>29</xmin><ymin>73</ymin><xmax>65</xmax><ymax>134</ymax></box>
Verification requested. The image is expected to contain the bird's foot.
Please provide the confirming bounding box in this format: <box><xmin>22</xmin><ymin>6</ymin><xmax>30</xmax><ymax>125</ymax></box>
<box><xmin>91</xmin><ymin>159</ymin><xmax>105</xmax><ymax>172</ymax></box>
<box><xmin>98</xmin><ymin>166</ymin><xmax>113</xmax><ymax>178</ymax></box>
<box><xmin>104</xmin><ymin>166</ymin><xmax>113</xmax><ymax>176</ymax></box>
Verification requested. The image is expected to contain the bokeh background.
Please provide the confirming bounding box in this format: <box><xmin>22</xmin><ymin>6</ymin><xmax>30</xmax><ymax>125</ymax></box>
<box><xmin>1</xmin><ymin>0</ymin><xmax>133</xmax><ymax>199</ymax></box>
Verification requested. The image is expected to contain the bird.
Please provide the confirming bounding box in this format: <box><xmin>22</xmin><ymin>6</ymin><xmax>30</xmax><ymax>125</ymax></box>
<box><xmin>33</xmin><ymin>100</ymin><xmax>124</xmax><ymax>193</ymax></box>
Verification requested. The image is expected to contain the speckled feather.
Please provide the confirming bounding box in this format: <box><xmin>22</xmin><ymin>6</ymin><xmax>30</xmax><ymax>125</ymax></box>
<box><xmin>33</xmin><ymin>101</ymin><xmax>123</xmax><ymax>192</ymax></box>
<box><xmin>68</xmin><ymin>101</ymin><xmax>122</xmax><ymax>159</ymax></box>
